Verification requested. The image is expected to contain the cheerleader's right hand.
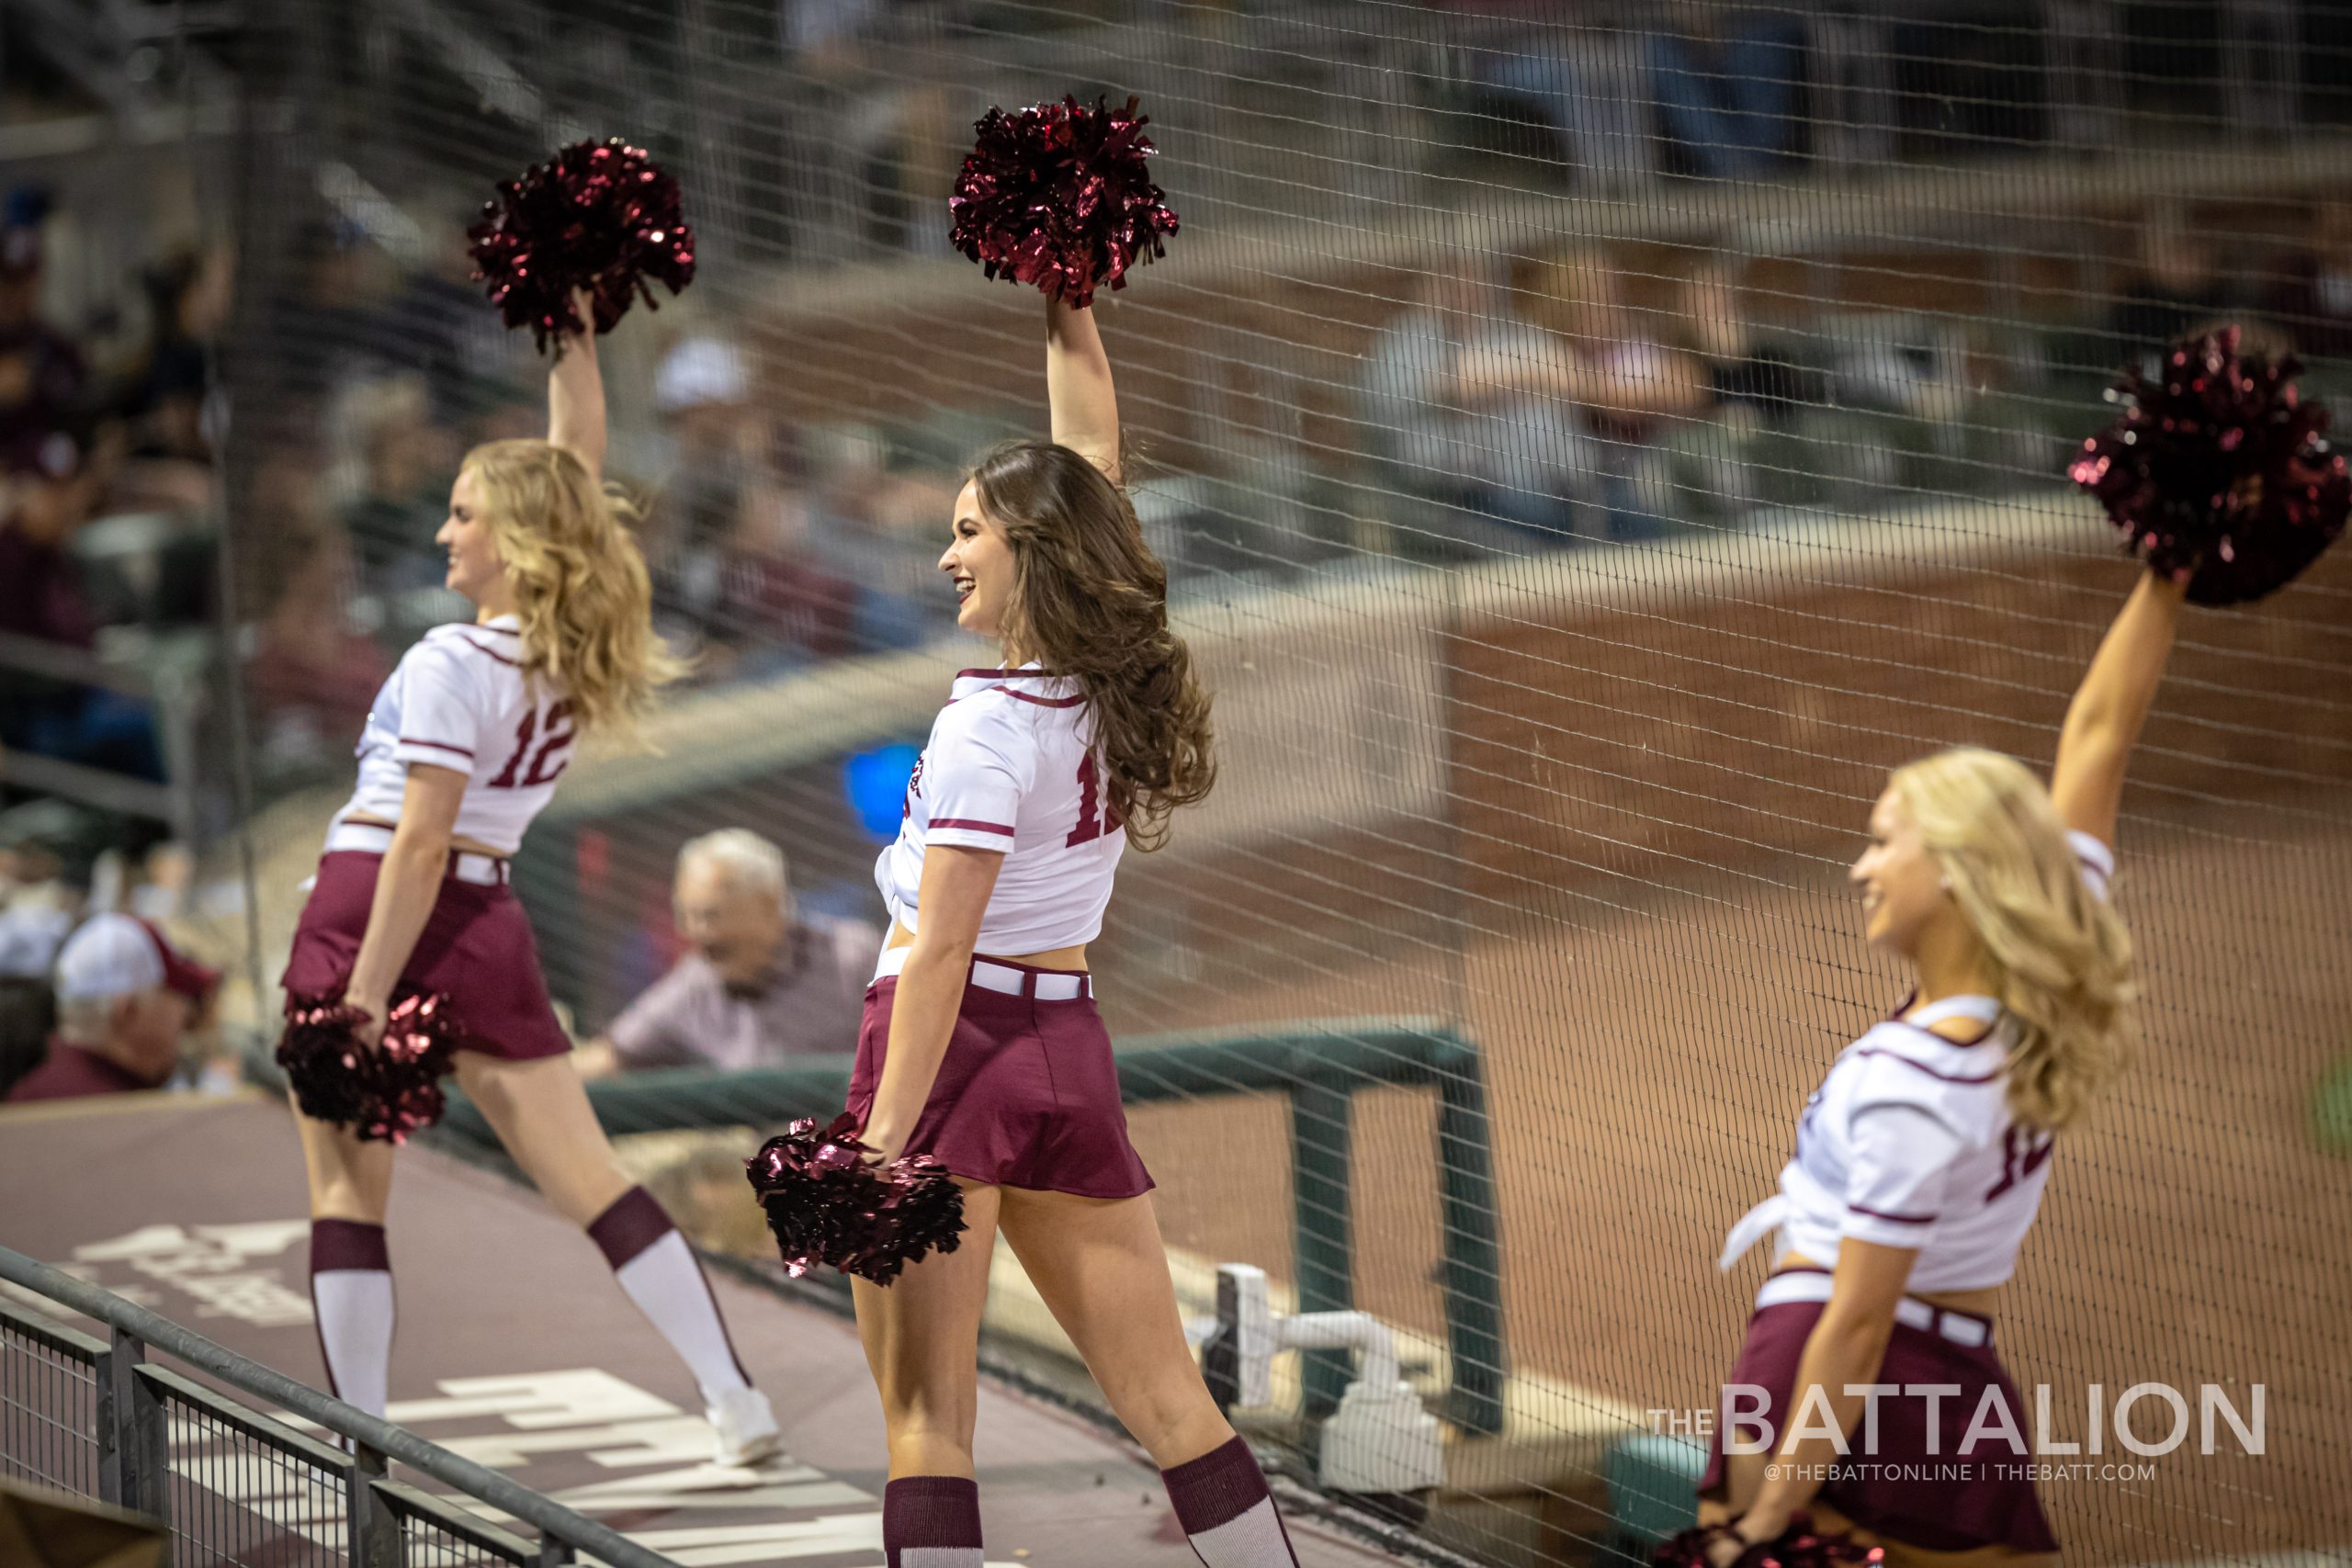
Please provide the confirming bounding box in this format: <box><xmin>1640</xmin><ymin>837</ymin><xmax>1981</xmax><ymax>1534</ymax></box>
<box><xmin>857</xmin><ymin>1116</ymin><xmax>909</xmax><ymax>1168</ymax></box>
<box><xmin>348</xmin><ymin>993</ymin><xmax>390</xmax><ymax>1052</ymax></box>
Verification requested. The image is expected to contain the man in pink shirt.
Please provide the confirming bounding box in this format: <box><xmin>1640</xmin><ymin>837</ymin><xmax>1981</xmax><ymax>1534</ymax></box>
<box><xmin>576</xmin><ymin>830</ymin><xmax>879</xmax><ymax>1077</ymax></box>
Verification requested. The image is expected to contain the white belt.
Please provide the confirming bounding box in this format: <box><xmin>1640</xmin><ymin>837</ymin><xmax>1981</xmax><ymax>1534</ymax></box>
<box><xmin>1718</xmin><ymin>1194</ymin><xmax>1790</xmax><ymax>1272</ymax></box>
<box><xmin>872</xmin><ymin>943</ymin><xmax>1092</xmax><ymax>1001</ymax></box>
<box><xmin>326</xmin><ymin>821</ymin><xmax>511</xmax><ymax>886</ymax></box>
<box><xmin>1756</xmin><ymin>1269</ymin><xmax>1992</xmax><ymax>1348</ymax></box>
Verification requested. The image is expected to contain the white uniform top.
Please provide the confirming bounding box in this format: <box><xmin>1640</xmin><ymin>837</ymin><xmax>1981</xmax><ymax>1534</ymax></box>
<box><xmin>876</xmin><ymin>665</ymin><xmax>1125</xmax><ymax>955</ymax></box>
<box><xmin>332</xmin><ymin>615</ymin><xmax>578</xmax><ymax>857</ymax></box>
<box><xmin>1720</xmin><ymin>831</ymin><xmax>2116</xmax><ymax>1294</ymax></box>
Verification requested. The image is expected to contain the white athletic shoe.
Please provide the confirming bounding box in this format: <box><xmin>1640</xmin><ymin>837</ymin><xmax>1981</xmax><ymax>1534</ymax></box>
<box><xmin>708</xmin><ymin>1386</ymin><xmax>783</xmax><ymax>1468</ymax></box>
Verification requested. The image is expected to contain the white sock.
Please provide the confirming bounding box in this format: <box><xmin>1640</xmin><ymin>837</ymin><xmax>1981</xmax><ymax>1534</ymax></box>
<box><xmin>310</xmin><ymin>1272</ymin><xmax>393</xmax><ymax>1417</ymax></box>
<box><xmin>597</xmin><ymin>1202</ymin><xmax>752</xmax><ymax>1404</ymax></box>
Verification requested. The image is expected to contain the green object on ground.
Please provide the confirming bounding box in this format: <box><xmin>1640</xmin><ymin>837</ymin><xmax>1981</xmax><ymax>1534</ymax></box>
<box><xmin>2313</xmin><ymin>1055</ymin><xmax>2352</xmax><ymax>1157</ymax></box>
<box><xmin>1606</xmin><ymin>1434</ymin><xmax>1706</xmax><ymax>1547</ymax></box>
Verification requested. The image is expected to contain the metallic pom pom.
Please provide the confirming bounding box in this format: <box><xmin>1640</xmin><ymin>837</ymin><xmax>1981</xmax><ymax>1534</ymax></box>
<box><xmin>276</xmin><ymin>992</ymin><xmax>461</xmax><ymax>1145</ymax></box>
<box><xmin>746</xmin><ymin>1114</ymin><xmax>967</xmax><ymax>1286</ymax></box>
<box><xmin>948</xmin><ymin>96</ymin><xmax>1178</xmax><ymax>308</ymax></box>
<box><xmin>2069</xmin><ymin>325</ymin><xmax>2349</xmax><ymax>605</ymax></box>
<box><xmin>1653</xmin><ymin>1517</ymin><xmax>1884</xmax><ymax>1568</ymax></box>
<box><xmin>468</xmin><ymin>138</ymin><xmax>697</xmax><ymax>352</ymax></box>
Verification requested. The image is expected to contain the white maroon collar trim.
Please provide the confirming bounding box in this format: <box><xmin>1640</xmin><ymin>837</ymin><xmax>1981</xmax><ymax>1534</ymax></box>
<box><xmin>949</xmin><ymin>663</ymin><xmax>1080</xmax><ymax>705</ymax></box>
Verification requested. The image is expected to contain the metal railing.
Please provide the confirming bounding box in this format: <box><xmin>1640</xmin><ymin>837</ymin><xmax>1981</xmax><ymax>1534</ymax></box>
<box><xmin>0</xmin><ymin>1245</ymin><xmax>678</xmax><ymax>1568</ymax></box>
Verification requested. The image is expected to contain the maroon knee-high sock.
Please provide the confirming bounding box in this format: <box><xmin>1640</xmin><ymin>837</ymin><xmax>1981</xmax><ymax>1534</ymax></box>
<box><xmin>882</xmin><ymin>1475</ymin><xmax>982</xmax><ymax>1567</ymax></box>
<box><xmin>1162</xmin><ymin>1437</ymin><xmax>1298</xmax><ymax>1566</ymax></box>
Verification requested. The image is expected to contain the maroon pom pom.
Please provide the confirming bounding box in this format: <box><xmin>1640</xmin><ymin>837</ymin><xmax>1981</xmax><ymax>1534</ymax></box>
<box><xmin>468</xmin><ymin>138</ymin><xmax>696</xmax><ymax>352</ymax></box>
<box><xmin>1653</xmin><ymin>1517</ymin><xmax>1883</xmax><ymax>1568</ymax></box>
<box><xmin>746</xmin><ymin>1114</ymin><xmax>966</xmax><ymax>1286</ymax></box>
<box><xmin>277</xmin><ymin>992</ymin><xmax>461</xmax><ymax>1145</ymax></box>
<box><xmin>948</xmin><ymin>96</ymin><xmax>1178</xmax><ymax>308</ymax></box>
<box><xmin>2068</xmin><ymin>324</ymin><xmax>2350</xmax><ymax>605</ymax></box>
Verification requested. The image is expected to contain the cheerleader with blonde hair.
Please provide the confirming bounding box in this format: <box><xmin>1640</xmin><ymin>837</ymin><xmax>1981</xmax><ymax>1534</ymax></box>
<box><xmin>279</xmin><ymin>314</ymin><xmax>781</xmax><ymax>1466</ymax></box>
<box><xmin>1699</xmin><ymin>568</ymin><xmax>2187</xmax><ymax>1566</ymax></box>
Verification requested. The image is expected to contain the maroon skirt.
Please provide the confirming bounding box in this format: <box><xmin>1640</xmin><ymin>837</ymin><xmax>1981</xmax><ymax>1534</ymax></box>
<box><xmin>846</xmin><ymin>970</ymin><xmax>1153</xmax><ymax>1199</ymax></box>
<box><xmin>1702</xmin><ymin>1293</ymin><xmax>2059</xmax><ymax>1554</ymax></box>
<box><xmin>279</xmin><ymin>851</ymin><xmax>571</xmax><ymax>1062</ymax></box>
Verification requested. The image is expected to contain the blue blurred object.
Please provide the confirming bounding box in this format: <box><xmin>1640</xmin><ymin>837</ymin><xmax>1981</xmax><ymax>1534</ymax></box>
<box><xmin>4</xmin><ymin>184</ymin><xmax>53</xmax><ymax>228</ymax></box>
<box><xmin>843</xmin><ymin>743</ymin><xmax>922</xmax><ymax>840</ymax></box>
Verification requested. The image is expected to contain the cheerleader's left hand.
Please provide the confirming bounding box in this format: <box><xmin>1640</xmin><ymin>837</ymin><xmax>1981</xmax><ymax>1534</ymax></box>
<box><xmin>1708</xmin><ymin>1506</ymin><xmax>1795</xmax><ymax>1566</ymax></box>
<box><xmin>1703</xmin><ymin>1529</ymin><xmax>1747</xmax><ymax>1568</ymax></box>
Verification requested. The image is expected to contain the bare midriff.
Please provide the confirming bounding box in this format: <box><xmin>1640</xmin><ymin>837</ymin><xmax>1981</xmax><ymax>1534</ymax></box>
<box><xmin>886</xmin><ymin>919</ymin><xmax>1087</xmax><ymax>973</ymax></box>
<box><xmin>343</xmin><ymin>813</ymin><xmax>514</xmax><ymax>863</ymax></box>
<box><xmin>1774</xmin><ymin>1249</ymin><xmax>2004</xmax><ymax>1319</ymax></box>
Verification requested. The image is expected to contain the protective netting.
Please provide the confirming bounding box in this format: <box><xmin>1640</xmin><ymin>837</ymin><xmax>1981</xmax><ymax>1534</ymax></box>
<box><xmin>160</xmin><ymin>0</ymin><xmax>2352</xmax><ymax>1561</ymax></box>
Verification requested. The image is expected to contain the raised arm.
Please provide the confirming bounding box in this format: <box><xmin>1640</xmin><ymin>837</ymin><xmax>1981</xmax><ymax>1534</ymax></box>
<box><xmin>2050</xmin><ymin>569</ymin><xmax>2189</xmax><ymax>848</ymax></box>
<box><xmin>1047</xmin><ymin>296</ymin><xmax>1120</xmax><ymax>482</ymax></box>
<box><xmin>548</xmin><ymin>299</ymin><xmax>606</xmax><ymax>479</ymax></box>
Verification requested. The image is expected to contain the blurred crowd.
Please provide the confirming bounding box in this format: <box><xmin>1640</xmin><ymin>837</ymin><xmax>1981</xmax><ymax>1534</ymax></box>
<box><xmin>238</xmin><ymin>215</ymin><xmax>967</xmax><ymax>796</ymax></box>
<box><xmin>1355</xmin><ymin>195</ymin><xmax>2352</xmax><ymax>555</ymax></box>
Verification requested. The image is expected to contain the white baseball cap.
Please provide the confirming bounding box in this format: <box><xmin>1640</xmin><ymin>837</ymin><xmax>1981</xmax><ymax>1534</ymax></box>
<box><xmin>53</xmin><ymin>913</ymin><xmax>220</xmax><ymax>1003</ymax></box>
<box><xmin>654</xmin><ymin>338</ymin><xmax>750</xmax><ymax>413</ymax></box>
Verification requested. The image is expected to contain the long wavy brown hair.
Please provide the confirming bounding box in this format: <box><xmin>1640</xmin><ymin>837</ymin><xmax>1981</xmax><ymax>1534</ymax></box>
<box><xmin>971</xmin><ymin>440</ymin><xmax>1215</xmax><ymax>850</ymax></box>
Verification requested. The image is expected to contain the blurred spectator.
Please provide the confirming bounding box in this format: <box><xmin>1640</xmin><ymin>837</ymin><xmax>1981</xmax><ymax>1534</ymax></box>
<box><xmin>0</xmin><ymin>187</ymin><xmax>90</xmax><ymax>457</ymax></box>
<box><xmin>1522</xmin><ymin>247</ymin><xmax>1709</xmax><ymax>537</ymax></box>
<box><xmin>804</xmin><ymin>436</ymin><xmax>953</xmax><ymax>651</ymax></box>
<box><xmin>1674</xmin><ymin>256</ymin><xmax>1818</xmax><ymax>427</ymax></box>
<box><xmin>275</xmin><ymin>219</ymin><xmax>387</xmax><ymax>400</ymax></box>
<box><xmin>124</xmin><ymin>245</ymin><xmax>232</xmax><ymax>464</ymax></box>
<box><xmin>0</xmin><ymin>429</ymin><xmax>98</xmax><ymax>649</ymax></box>
<box><xmin>0</xmin><ymin>802</ymin><xmax>90</xmax><ymax>1093</ymax></box>
<box><xmin>0</xmin><ymin>429</ymin><xmax>161</xmax><ymax>778</ymax></box>
<box><xmin>650</xmin><ymin>338</ymin><xmax>857</xmax><ymax>668</ymax></box>
<box><xmin>648</xmin><ymin>337</ymin><xmax>758</xmax><ymax>646</ymax></box>
<box><xmin>337</xmin><ymin>373</ymin><xmax>458</xmax><ymax>599</ymax></box>
<box><xmin>386</xmin><ymin>222</ymin><xmax>515</xmax><ymax>426</ymax></box>
<box><xmin>1648</xmin><ymin>0</ymin><xmax>1805</xmax><ymax>180</ymax></box>
<box><xmin>5</xmin><ymin>911</ymin><xmax>217</xmax><ymax>1104</ymax></box>
<box><xmin>1359</xmin><ymin>270</ymin><xmax>1592</xmax><ymax>549</ymax></box>
<box><xmin>0</xmin><ymin>799</ymin><xmax>92</xmax><ymax>965</ymax></box>
<box><xmin>575</xmin><ymin>829</ymin><xmax>881</xmax><ymax>1077</ymax></box>
<box><xmin>2108</xmin><ymin>202</ymin><xmax>2237</xmax><ymax>376</ymax></box>
<box><xmin>1433</xmin><ymin>1</ymin><xmax>1655</xmax><ymax>191</ymax></box>
<box><xmin>2265</xmin><ymin>199</ymin><xmax>2352</xmax><ymax>363</ymax></box>
<box><xmin>0</xmin><ymin>976</ymin><xmax>53</xmax><ymax>1099</ymax></box>
<box><xmin>1663</xmin><ymin>256</ymin><xmax>1803</xmax><ymax>516</ymax></box>
<box><xmin>719</xmin><ymin>487</ymin><xmax>859</xmax><ymax>671</ymax></box>
<box><xmin>248</xmin><ymin>522</ymin><xmax>390</xmax><ymax>776</ymax></box>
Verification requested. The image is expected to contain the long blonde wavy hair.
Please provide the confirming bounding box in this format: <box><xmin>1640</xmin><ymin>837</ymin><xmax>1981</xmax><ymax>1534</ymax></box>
<box><xmin>461</xmin><ymin>439</ymin><xmax>682</xmax><ymax>739</ymax></box>
<box><xmin>1890</xmin><ymin>747</ymin><xmax>2136</xmax><ymax>1131</ymax></box>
